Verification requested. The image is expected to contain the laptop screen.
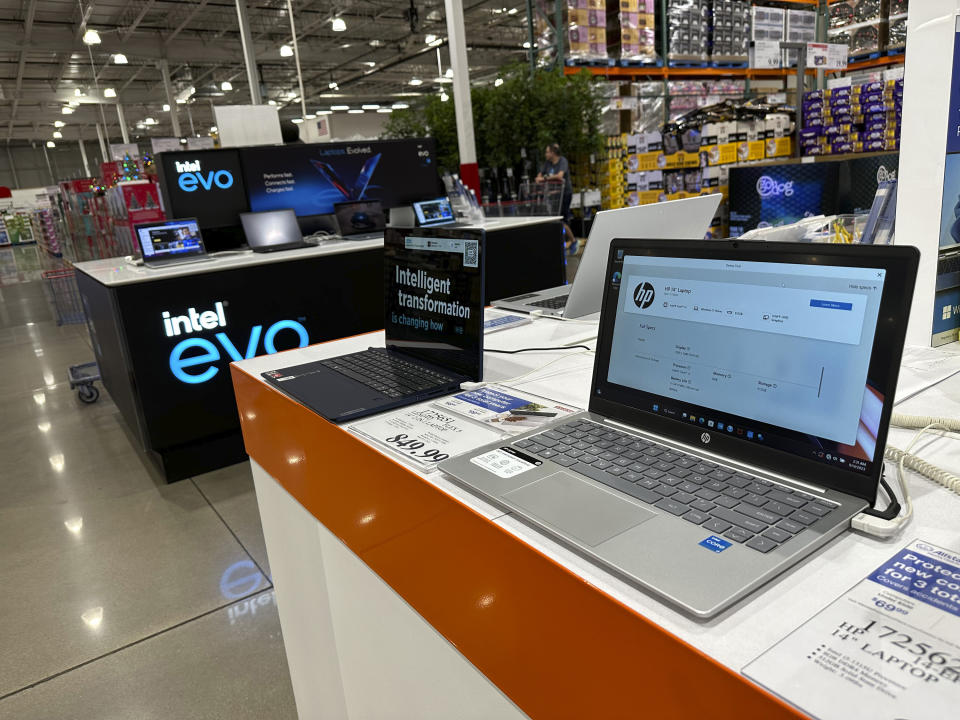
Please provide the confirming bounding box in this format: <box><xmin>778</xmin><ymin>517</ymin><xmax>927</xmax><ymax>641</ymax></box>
<box><xmin>334</xmin><ymin>200</ymin><xmax>386</xmax><ymax>236</ymax></box>
<box><xmin>593</xmin><ymin>240</ymin><xmax>918</xmax><ymax>501</ymax></box>
<box><xmin>136</xmin><ymin>219</ymin><xmax>205</xmax><ymax>260</ymax></box>
<box><xmin>413</xmin><ymin>197</ymin><xmax>455</xmax><ymax>226</ymax></box>
<box><xmin>384</xmin><ymin>226</ymin><xmax>485</xmax><ymax>381</ymax></box>
<box><xmin>240</xmin><ymin>209</ymin><xmax>303</xmax><ymax>248</ymax></box>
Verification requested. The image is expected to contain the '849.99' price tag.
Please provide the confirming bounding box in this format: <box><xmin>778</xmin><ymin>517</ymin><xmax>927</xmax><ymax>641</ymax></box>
<box><xmin>350</xmin><ymin>403</ymin><xmax>502</xmax><ymax>471</ymax></box>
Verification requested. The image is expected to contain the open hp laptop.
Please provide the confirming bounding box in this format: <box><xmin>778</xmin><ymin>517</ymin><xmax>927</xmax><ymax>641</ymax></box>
<box><xmin>262</xmin><ymin>226</ymin><xmax>485</xmax><ymax>423</ymax></box>
<box><xmin>493</xmin><ymin>194</ymin><xmax>722</xmax><ymax>318</ymax></box>
<box><xmin>334</xmin><ymin>200</ymin><xmax>386</xmax><ymax>240</ymax></box>
<box><xmin>413</xmin><ymin>197</ymin><xmax>459</xmax><ymax>227</ymax></box>
<box><xmin>135</xmin><ymin>218</ymin><xmax>210</xmax><ymax>267</ymax></box>
<box><xmin>240</xmin><ymin>209</ymin><xmax>312</xmax><ymax>252</ymax></box>
<box><xmin>442</xmin><ymin>239</ymin><xmax>919</xmax><ymax>618</ymax></box>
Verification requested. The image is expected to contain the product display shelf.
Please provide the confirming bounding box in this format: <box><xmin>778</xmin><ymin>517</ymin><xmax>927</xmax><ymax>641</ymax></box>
<box><xmin>830</xmin><ymin>51</ymin><xmax>905</xmax><ymax>74</ymax></box>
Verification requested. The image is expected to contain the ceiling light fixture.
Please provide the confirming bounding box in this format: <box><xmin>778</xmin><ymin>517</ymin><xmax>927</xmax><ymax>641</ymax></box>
<box><xmin>328</xmin><ymin>81</ymin><xmax>339</xmax><ymax>90</ymax></box>
<box><xmin>267</xmin><ymin>99</ymin><xmax>277</xmax><ymax>106</ymax></box>
<box><xmin>305</xmin><ymin>113</ymin><xmax>316</xmax><ymax>119</ymax></box>
<box><xmin>68</xmin><ymin>100</ymin><xmax>79</xmax><ymax>107</ymax></box>
<box><xmin>103</xmin><ymin>87</ymin><xmax>116</xmax><ymax>98</ymax></box>
<box><xmin>331</xmin><ymin>17</ymin><xmax>347</xmax><ymax>31</ymax></box>
<box><xmin>210</xmin><ymin>126</ymin><xmax>218</xmax><ymax>133</ymax></box>
<box><xmin>54</xmin><ymin>120</ymin><xmax>65</xmax><ymax>128</ymax></box>
<box><xmin>508</xmin><ymin>7</ymin><xmax>518</xmax><ymax>14</ymax></box>
<box><xmin>53</xmin><ymin>131</ymin><xmax>63</xmax><ymax>139</ymax></box>
<box><xmin>440</xmin><ymin>92</ymin><xmax>449</xmax><ymax>102</ymax></box>
<box><xmin>61</xmin><ymin>106</ymin><xmax>74</xmax><ymax>115</ymax></box>
<box><xmin>280</xmin><ymin>44</ymin><xmax>294</xmax><ymax>57</ymax></box>
<box><xmin>425</xmin><ymin>34</ymin><xmax>437</xmax><ymax>44</ymax></box>
<box><xmin>494</xmin><ymin>77</ymin><xmax>504</xmax><ymax>87</ymax></box>
<box><xmin>82</xmin><ymin>29</ymin><xmax>101</xmax><ymax>45</ymax></box>
<box><xmin>363</xmin><ymin>61</ymin><xmax>376</xmax><ymax>67</ymax></box>
<box><xmin>318</xmin><ymin>110</ymin><xmax>332</xmax><ymax>115</ymax></box>
<box><xmin>409</xmin><ymin>77</ymin><xmax>423</xmax><ymax>86</ymax></box>
<box><xmin>221</xmin><ymin>80</ymin><xmax>233</xmax><ymax>91</ymax></box>
<box><xmin>347</xmin><ymin>109</ymin><xmax>364</xmax><ymax>114</ymax></box>
<box><xmin>144</xmin><ymin>117</ymin><xmax>157</xmax><ymax>125</ymax></box>
<box><xmin>74</xmin><ymin>88</ymin><xmax>84</xmax><ymax>97</ymax></box>
<box><xmin>291</xmin><ymin>118</ymin><xmax>303</xmax><ymax>124</ymax></box>
<box><xmin>392</xmin><ymin>102</ymin><xmax>409</xmax><ymax>109</ymax></box>
<box><xmin>445</xmin><ymin>68</ymin><xmax>454</xmax><ymax>78</ymax></box>
<box><xmin>162</xmin><ymin>103</ymin><xmax>170</xmax><ymax>112</ymax></box>
<box><xmin>377</xmin><ymin>108</ymin><xmax>393</xmax><ymax>113</ymax></box>
<box><xmin>331</xmin><ymin>104</ymin><xmax>350</xmax><ymax>111</ymax></box>
<box><xmin>361</xmin><ymin>104</ymin><xmax>380</xmax><ymax>110</ymax></box>
<box><xmin>113</xmin><ymin>53</ymin><xmax>128</xmax><ymax>64</ymax></box>
<box><xmin>46</xmin><ymin>140</ymin><xmax>56</xmax><ymax>148</ymax></box>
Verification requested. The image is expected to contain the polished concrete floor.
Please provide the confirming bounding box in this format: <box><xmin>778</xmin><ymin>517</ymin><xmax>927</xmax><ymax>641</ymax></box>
<box><xmin>0</xmin><ymin>248</ymin><xmax>297</xmax><ymax>717</ymax></box>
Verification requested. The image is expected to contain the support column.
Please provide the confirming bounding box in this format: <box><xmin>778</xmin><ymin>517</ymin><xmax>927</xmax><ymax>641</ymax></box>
<box><xmin>236</xmin><ymin>0</ymin><xmax>262</xmax><ymax>104</ymax></box>
<box><xmin>116</xmin><ymin>103</ymin><xmax>130</xmax><ymax>144</ymax></box>
<box><xmin>159</xmin><ymin>60</ymin><xmax>182</xmax><ymax>137</ymax></box>
<box><xmin>42</xmin><ymin>143</ymin><xmax>55</xmax><ymax>184</ymax></box>
<box><xmin>443</xmin><ymin>0</ymin><xmax>479</xmax><ymax>196</ymax></box>
<box><xmin>78</xmin><ymin>137</ymin><xmax>91</xmax><ymax>177</ymax></box>
<box><xmin>6</xmin><ymin>145</ymin><xmax>20</xmax><ymax>188</ymax></box>
<box><xmin>287</xmin><ymin>0</ymin><xmax>307</xmax><ymax>119</ymax></box>
<box><xmin>95</xmin><ymin>123</ymin><xmax>108</xmax><ymax>165</ymax></box>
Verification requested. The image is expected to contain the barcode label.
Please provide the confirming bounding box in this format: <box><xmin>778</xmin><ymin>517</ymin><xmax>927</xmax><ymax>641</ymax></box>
<box><xmin>463</xmin><ymin>240</ymin><xmax>479</xmax><ymax>268</ymax></box>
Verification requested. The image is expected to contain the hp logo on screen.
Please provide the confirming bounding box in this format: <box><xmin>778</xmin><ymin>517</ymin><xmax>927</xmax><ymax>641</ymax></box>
<box><xmin>633</xmin><ymin>282</ymin><xmax>656</xmax><ymax>309</ymax></box>
<box><xmin>701</xmin><ymin>433</ymin><xmax>711</xmax><ymax>444</ymax></box>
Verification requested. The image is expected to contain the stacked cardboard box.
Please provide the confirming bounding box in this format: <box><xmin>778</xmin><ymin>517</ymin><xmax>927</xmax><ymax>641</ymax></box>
<box><xmin>619</xmin><ymin>0</ymin><xmax>656</xmax><ymax>62</ymax></box>
<box><xmin>667</xmin><ymin>0</ymin><xmax>710</xmax><ymax>65</ymax></box>
<box><xmin>568</xmin><ymin>0</ymin><xmax>609</xmax><ymax>61</ymax></box>
<box><xmin>599</xmin><ymin>135</ymin><xmax>627</xmax><ymax>210</ymax></box>
<box><xmin>711</xmin><ymin>1</ymin><xmax>751</xmax><ymax>65</ymax></box>
<box><xmin>785</xmin><ymin>8</ymin><xmax>817</xmax><ymax>67</ymax></box>
<box><xmin>799</xmin><ymin>79</ymin><xmax>903</xmax><ymax>156</ymax></box>
<box><xmin>827</xmin><ymin>0</ymin><xmax>886</xmax><ymax>58</ymax></box>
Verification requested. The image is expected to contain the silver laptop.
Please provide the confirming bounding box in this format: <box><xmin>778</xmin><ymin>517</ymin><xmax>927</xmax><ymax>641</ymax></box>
<box><xmin>492</xmin><ymin>194</ymin><xmax>722</xmax><ymax>319</ymax></box>
<box><xmin>441</xmin><ymin>239</ymin><xmax>919</xmax><ymax>618</ymax></box>
<box><xmin>240</xmin><ymin>209</ymin><xmax>311</xmax><ymax>252</ymax></box>
<box><xmin>135</xmin><ymin>218</ymin><xmax>210</xmax><ymax>268</ymax></box>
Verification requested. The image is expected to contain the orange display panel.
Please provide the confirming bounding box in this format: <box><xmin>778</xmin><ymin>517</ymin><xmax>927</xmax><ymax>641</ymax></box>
<box><xmin>232</xmin><ymin>365</ymin><xmax>807</xmax><ymax>720</ymax></box>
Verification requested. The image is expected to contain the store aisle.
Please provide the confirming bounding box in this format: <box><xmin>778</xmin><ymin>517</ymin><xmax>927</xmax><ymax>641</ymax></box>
<box><xmin>0</xmin><ymin>280</ymin><xmax>296</xmax><ymax>718</ymax></box>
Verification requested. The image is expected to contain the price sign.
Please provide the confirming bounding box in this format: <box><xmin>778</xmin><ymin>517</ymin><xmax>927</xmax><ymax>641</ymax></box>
<box><xmin>745</xmin><ymin>539</ymin><xmax>960</xmax><ymax>719</ymax></box>
<box><xmin>351</xmin><ymin>403</ymin><xmax>503</xmax><ymax>471</ymax></box>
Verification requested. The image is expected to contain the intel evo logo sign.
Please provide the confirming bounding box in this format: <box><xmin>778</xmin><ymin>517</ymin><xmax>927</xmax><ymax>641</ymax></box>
<box><xmin>163</xmin><ymin>301</ymin><xmax>308</xmax><ymax>384</ymax></box>
<box><xmin>756</xmin><ymin>175</ymin><xmax>794</xmax><ymax>199</ymax></box>
<box><xmin>175</xmin><ymin>159</ymin><xmax>234</xmax><ymax>192</ymax></box>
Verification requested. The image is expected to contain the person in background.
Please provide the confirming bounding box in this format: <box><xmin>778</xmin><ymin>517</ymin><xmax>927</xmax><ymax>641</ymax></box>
<box><xmin>536</xmin><ymin>143</ymin><xmax>577</xmax><ymax>255</ymax></box>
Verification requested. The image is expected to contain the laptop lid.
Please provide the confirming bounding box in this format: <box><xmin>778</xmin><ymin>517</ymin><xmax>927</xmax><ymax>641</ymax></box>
<box><xmin>384</xmin><ymin>226</ymin><xmax>485</xmax><ymax>382</ymax></box>
<box><xmin>240</xmin><ymin>209</ymin><xmax>304</xmax><ymax>249</ymax></box>
<box><xmin>334</xmin><ymin>200</ymin><xmax>386</xmax><ymax>236</ymax></box>
<box><xmin>591</xmin><ymin>239</ymin><xmax>919</xmax><ymax>504</ymax></box>
<box><xmin>563</xmin><ymin>194</ymin><xmax>722</xmax><ymax>318</ymax></box>
<box><xmin>413</xmin><ymin>197</ymin><xmax>456</xmax><ymax>227</ymax></box>
<box><xmin>135</xmin><ymin>218</ymin><xmax>206</xmax><ymax>262</ymax></box>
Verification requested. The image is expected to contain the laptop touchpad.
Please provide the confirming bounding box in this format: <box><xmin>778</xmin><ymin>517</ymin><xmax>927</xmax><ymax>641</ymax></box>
<box><xmin>504</xmin><ymin>471</ymin><xmax>655</xmax><ymax>547</ymax></box>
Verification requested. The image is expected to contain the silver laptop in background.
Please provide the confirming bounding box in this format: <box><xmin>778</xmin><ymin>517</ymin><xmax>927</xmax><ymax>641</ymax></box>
<box><xmin>135</xmin><ymin>218</ymin><xmax>211</xmax><ymax>268</ymax></box>
<box><xmin>240</xmin><ymin>209</ymin><xmax>312</xmax><ymax>252</ymax></box>
<box><xmin>492</xmin><ymin>193</ymin><xmax>722</xmax><ymax>319</ymax></box>
<box><xmin>442</xmin><ymin>239</ymin><xmax>919</xmax><ymax>618</ymax></box>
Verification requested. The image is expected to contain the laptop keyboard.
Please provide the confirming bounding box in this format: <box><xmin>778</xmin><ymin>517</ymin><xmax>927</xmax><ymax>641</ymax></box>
<box><xmin>513</xmin><ymin>419</ymin><xmax>839</xmax><ymax>554</ymax></box>
<box><xmin>319</xmin><ymin>348</ymin><xmax>457</xmax><ymax>399</ymax></box>
<box><xmin>529</xmin><ymin>295</ymin><xmax>568</xmax><ymax>310</ymax></box>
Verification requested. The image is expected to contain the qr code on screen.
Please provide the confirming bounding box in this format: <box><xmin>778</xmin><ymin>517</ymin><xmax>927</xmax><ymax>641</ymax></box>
<box><xmin>463</xmin><ymin>240</ymin><xmax>479</xmax><ymax>268</ymax></box>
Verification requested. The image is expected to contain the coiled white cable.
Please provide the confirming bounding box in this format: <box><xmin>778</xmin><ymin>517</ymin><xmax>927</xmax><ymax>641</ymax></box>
<box><xmin>853</xmin><ymin>416</ymin><xmax>960</xmax><ymax>538</ymax></box>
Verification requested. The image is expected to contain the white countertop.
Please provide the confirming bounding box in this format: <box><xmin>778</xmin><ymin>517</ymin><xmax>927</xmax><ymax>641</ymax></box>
<box><xmin>234</xmin><ymin>313</ymin><xmax>960</xmax><ymax>676</ymax></box>
<box><xmin>73</xmin><ymin>238</ymin><xmax>383</xmax><ymax>287</ymax></box>
<box><xmin>74</xmin><ymin>216</ymin><xmax>559</xmax><ymax>287</ymax></box>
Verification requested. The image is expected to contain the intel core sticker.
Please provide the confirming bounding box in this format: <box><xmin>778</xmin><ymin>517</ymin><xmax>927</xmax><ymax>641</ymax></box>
<box><xmin>471</xmin><ymin>448</ymin><xmax>537</xmax><ymax>478</ymax></box>
<box><xmin>700</xmin><ymin>535</ymin><xmax>732</xmax><ymax>553</ymax></box>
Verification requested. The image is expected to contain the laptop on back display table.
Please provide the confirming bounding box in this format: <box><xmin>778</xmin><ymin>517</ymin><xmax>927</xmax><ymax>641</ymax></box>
<box><xmin>262</xmin><ymin>226</ymin><xmax>485</xmax><ymax>423</ymax></box>
<box><xmin>493</xmin><ymin>194</ymin><xmax>722</xmax><ymax>318</ymax></box>
<box><xmin>135</xmin><ymin>218</ymin><xmax>210</xmax><ymax>268</ymax></box>
<box><xmin>442</xmin><ymin>239</ymin><xmax>919</xmax><ymax>618</ymax></box>
<box><xmin>334</xmin><ymin>200</ymin><xmax>387</xmax><ymax>240</ymax></box>
<box><xmin>240</xmin><ymin>209</ymin><xmax>312</xmax><ymax>252</ymax></box>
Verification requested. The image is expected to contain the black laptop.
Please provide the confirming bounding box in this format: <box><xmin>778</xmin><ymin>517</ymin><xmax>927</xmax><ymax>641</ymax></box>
<box><xmin>334</xmin><ymin>200</ymin><xmax>386</xmax><ymax>240</ymax></box>
<box><xmin>261</xmin><ymin>226</ymin><xmax>485</xmax><ymax>422</ymax></box>
<box><xmin>240</xmin><ymin>209</ymin><xmax>312</xmax><ymax>252</ymax></box>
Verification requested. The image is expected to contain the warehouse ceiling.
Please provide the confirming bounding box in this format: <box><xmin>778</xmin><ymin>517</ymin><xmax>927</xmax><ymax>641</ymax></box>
<box><xmin>0</xmin><ymin>0</ymin><xmax>535</xmax><ymax>145</ymax></box>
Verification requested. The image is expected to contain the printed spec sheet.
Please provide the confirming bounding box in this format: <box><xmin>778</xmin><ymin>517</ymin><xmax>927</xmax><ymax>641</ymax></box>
<box><xmin>744</xmin><ymin>539</ymin><xmax>960</xmax><ymax>719</ymax></box>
